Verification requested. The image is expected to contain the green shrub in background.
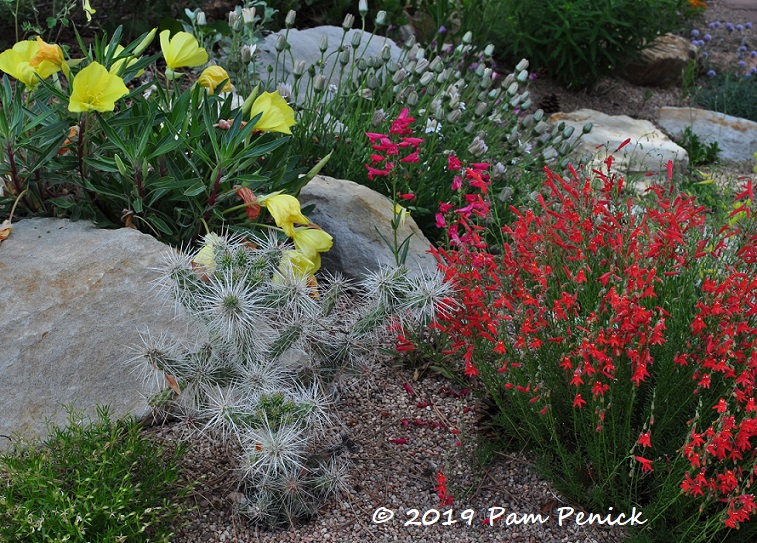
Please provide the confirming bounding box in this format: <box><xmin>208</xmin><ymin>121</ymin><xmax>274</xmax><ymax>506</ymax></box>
<box><xmin>693</xmin><ymin>73</ymin><xmax>757</xmax><ymax>123</ymax></box>
<box><xmin>486</xmin><ymin>0</ymin><xmax>702</xmax><ymax>89</ymax></box>
<box><xmin>0</xmin><ymin>406</ymin><xmax>189</xmax><ymax>543</ymax></box>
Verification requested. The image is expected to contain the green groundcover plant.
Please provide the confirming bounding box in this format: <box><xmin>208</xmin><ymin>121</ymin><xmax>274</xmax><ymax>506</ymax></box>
<box><xmin>404</xmin><ymin>146</ymin><xmax>757</xmax><ymax>542</ymax></box>
<box><xmin>0</xmin><ymin>405</ymin><xmax>190</xmax><ymax>543</ymax></box>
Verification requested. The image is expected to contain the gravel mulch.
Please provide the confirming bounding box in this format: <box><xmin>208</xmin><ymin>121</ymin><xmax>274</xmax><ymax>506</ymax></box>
<box><xmin>146</xmin><ymin>357</ymin><xmax>631</xmax><ymax>543</ymax></box>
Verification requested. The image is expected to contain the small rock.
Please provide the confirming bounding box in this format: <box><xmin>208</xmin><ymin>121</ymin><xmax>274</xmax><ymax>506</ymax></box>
<box><xmin>299</xmin><ymin>176</ymin><xmax>437</xmax><ymax>279</ymax></box>
<box><xmin>622</xmin><ymin>34</ymin><xmax>697</xmax><ymax>87</ymax></box>
<box><xmin>549</xmin><ymin>108</ymin><xmax>688</xmax><ymax>176</ymax></box>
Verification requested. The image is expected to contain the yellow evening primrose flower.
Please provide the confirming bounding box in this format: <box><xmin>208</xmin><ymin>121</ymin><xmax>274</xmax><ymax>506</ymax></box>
<box><xmin>278</xmin><ymin>249</ymin><xmax>317</xmax><ymax>278</ymax></box>
<box><xmin>159</xmin><ymin>30</ymin><xmax>208</xmax><ymax>77</ymax></box>
<box><xmin>394</xmin><ymin>203</ymin><xmax>410</xmax><ymax>227</ymax></box>
<box><xmin>68</xmin><ymin>62</ymin><xmax>129</xmax><ymax>113</ymax></box>
<box><xmin>192</xmin><ymin>233</ymin><xmax>222</xmax><ymax>274</ymax></box>
<box><xmin>249</xmin><ymin>91</ymin><xmax>296</xmax><ymax>134</ymax></box>
<box><xmin>257</xmin><ymin>192</ymin><xmax>309</xmax><ymax>237</ymax></box>
<box><xmin>83</xmin><ymin>0</ymin><xmax>96</xmax><ymax>22</ymax></box>
<box><xmin>109</xmin><ymin>45</ymin><xmax>143</xmax><ymax>78</ymax></box>
<box><xmin>30</xmin><ymin>36</ymin><xmax>68</xmax><ymax>77</ymax></box>
<box><xmin>292</xmin><ymin>226</ymin><xmax>333</xmax><ymax>273</ymax></box>
<box><xmin>0</xmin><ymin>39</ymin><xmax>60</xmax><ymax>87</ymax></box>
<box><xmin>198</xmin><ymin>66</ymin><xmax>232</xmax><ymax>94</ymax></box>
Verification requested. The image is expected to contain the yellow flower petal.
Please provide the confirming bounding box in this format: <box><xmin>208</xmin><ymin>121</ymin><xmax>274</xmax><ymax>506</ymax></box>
<box><xmin>278</xmin><ymin>249</ymin><xmax>316</xmax><ymax>278</ymax></box>
<box><xmin>198</xmin><ymin>65</ymin><xmax>232</xmax><ymax>94</ymax></box>
<box><xmin>68</xmin><ymin>62</ymin><xmax>129</xmax><ymax>113</ymax></box>
<box><xmin>192</xmin><ymin>233</ymin><xmax>222</xmax><ymax>274</ymax></box>
<box><xmin>257</xmin><ymin>192</ymin><xmax>308</xmax><ymax>237</ymax></box>
<box><xmin>249</xmin><ymin>91</ymin><xmax>296</xmax><ymax>134</ymax></box>
<box><xmin>159</xmin><ymin>30</ymin><xmax>208</xmax><ymax>71</ymax></box>
<box><xmin>0</xmin><ymin>40</ymin><xmax>59</xmax><ymax>86</ymax></box>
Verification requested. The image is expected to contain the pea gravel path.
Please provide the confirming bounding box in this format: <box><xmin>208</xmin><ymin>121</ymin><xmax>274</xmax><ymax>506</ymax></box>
<box><xmin>147</xmin><ymin>356</ymin><xmax>632</xmax><ymax>543</ymax></box>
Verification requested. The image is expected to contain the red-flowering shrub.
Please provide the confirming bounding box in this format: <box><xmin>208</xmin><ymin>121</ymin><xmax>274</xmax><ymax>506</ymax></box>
<box><xmin>426</xmin><ymin>150</ymin><xmax>757</xmax><ymax>541</ymax></box>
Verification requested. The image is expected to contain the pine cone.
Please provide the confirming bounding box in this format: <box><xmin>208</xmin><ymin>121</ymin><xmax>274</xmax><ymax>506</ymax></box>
<box><xmin>536</xmin><ymin>93</ymin><xmax>561</xmax><ymax>115</ymax></box>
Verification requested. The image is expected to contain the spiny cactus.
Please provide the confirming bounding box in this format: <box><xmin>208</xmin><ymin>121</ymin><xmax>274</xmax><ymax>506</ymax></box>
<box><xmin>131</xmin><ymin>231</ymin><xmax>454</xmax><ymax>526</ymax></box>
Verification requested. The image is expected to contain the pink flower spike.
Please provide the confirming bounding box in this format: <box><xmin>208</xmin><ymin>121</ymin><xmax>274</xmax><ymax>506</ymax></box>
<box><xmin>448</xmin><ymin>156</ymin><xmax>462</xmax><ymax>171</ymax></box>
<box><xmin>400</xmin><ymin>151</ymin><xmax>420</xmax><ymax>163</ymax></box>
<box><xmin>667</xmin><ymin>160</ymin><xmax>673</xmax><ymax>182</ymax></box>
<box><xmin>399</xmin><ymin>193</ymin><xmax>415</xmax><ymax>200</ymax></box>
<box><xmin>365</xmin><ymin>132</ymin><xmax>388</xmax><ymax>142</ymax></box>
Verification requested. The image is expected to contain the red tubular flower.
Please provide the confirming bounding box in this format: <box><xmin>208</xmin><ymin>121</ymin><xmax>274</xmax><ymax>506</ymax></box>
<box><xmin>635</xmin><ymin>456</ymin><xmax>654</xmax><ymax>473</ymax></box>
<box><xmin>638</xmin><ymin>431</ymin><xmax>652</xmax><ymax>448</ymax></box>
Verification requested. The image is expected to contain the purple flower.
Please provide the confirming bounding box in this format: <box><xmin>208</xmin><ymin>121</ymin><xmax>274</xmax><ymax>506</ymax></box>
<box><xmin>691</xmin><ymin>29</ymin><xmax>700</xmax><ymax>37</ymax></box>
<box><xmin>746</xmin><ymin>72</ymin><xmax>753</xmax><ymax>78</ymax></box>
<box><xmin>709</xmin><ymin>21</ymin><xmax>721</xmax><ymax>29</ymax></box>
<box><xmin>726</xmin><ymin>22</ymin><xmax>735</xmax><ymax>31</ymax></box>
<box><xmin>704</xmin><ymin>34</ymin><xmax>712</xmax><ymax>41</ymax></box>
<box><xmin>736</xmin><ymin>24</ymin><xmax>744</xmax><ymax>31</ymax></box>
<box><xmin>702</xmin><ymin>51</ymin><xmax>709</xmax><ymax>58</ymax></box>
<box><xmin>752</xmin><ymin>67</ymin><xmax>757</xmax><ymax>74</ymax></box>
<box><xmin>697</xmin><ymin>40</ymin><xmax>706</xmax><ymax>47</ymax></box>
<box><xmin>751</xmin><ymin>50</ymin><xmax>757</xmax><ymax>58</ymax></box>
<box><xmin>707</xmin><ymin>69</ymin><xmax>717</xmax><ymax>78</ymax></box>
<box><xmin>529</xmin><ymin>72</ymin><xmax>539</xmax><ymax>80</ymax></box>
<box><xmin>739</xmin><ymin>60</ymin><xmax>747</xmax><ymax>68</ymax></box>
<box><xmin>438</xmin><ymin>25</ymin><xmax>447</xmax><ymax>34</ymax></box>
<box><xmin>746</xmin><ymin>22</ymin><xmax>752</xmax><ymax>29</ymax></box>
<box><xmin>739</xmin><ymin>45</ymin><xmax>748</xmax><ymax>52</ymax></box>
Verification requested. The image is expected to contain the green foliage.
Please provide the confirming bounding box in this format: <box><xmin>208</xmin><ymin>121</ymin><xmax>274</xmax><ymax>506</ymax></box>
<box><xmin>693</xmin><ymin>73</ymin><xmax>757</xmax><ymax>123</ymax></box>
<box><xmin>0</xmin><ymin>27</ymin><xmax>306</xmax><ymax>247</ymax></box>
<box><xmin>487</xmin><ymin>0</ymin><xmax>699</xmax><ymax>89</ymax></box>
<box><xmin>677</xmin><ymin>126</ymin><xmax>719</xmax><ymax>167</ymax></box>
<box><xmin>0</xmin><ymin>405</ymin><xmax>189</xmax><ymax>543</ymax></box>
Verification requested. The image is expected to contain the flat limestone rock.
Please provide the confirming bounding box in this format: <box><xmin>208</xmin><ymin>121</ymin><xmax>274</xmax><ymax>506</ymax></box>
<box><xmin>657</xmin><ymin>106</ymin><xmax>757</xmax><ymax>163</ymax></box>
<box><xmin>550</xmin><ymin>108</ymin><xmax>688</xmax><ymax>177</ymax></box>
<box><xmin>0</xmin><ymin>218</ymin><xmax>194</xmax><ymax>448</ymax></box>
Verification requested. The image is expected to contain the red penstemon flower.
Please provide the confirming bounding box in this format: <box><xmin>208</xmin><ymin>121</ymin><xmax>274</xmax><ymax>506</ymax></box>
<box><xmin>420</xmin><ymin>147</ymin><xmax>757</xmax><ymax>530</ymax></box>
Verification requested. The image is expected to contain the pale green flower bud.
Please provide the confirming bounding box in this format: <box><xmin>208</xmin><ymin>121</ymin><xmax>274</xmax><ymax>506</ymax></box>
<box><xmin>427</xmin><ymin>83</ymin><xmax>437</xmax><ymax>94</ymax></box>
<box><xmin>133</xmin><ymin>28</ymin><xmax>157</xmax><ymax>56</ymax></box>
<box><xmin>465</xmin><ymin>121</ymin><xmax>476</xmax><ymax>133</ymax></box>
<box><xmin>386</xmin><ymin>60</ymin><xmax>398</xmax><ymax>73</ymax></box>
<box><xmin>507</xmin><ymin>82</ymin><xmax>518</xmax><ymax>96</ymax></box>
<box><xmin>293</xmin><ymin>60</ymin><xmax>306</xmax><ymax>78</ymax></box>
<box><xmin>241</xmin><ymin>44</ymin><xmax>252</xmax><ymax>63</ymax></box>
<box><xmin>517</xmin><ymin>70</ymin><xmax>529</xmax><ymax>82</ymax></box>
<box><xmin>407</xmin><ymin>90</ymin><xmax>419</xmax><ymax>106</ymax></box>
<box><xmin>357</xmin><ymin>58</ymin><xmax>368</xmax><ymax>71</ymax></box>
<box><xmin>516</xmin><ymin>59</ymin><xmax>529</xmax><ymax>72</ymax></box>
<box><xmin>429</xmin><ymin>56</ymin><xmax>442</xmax><ymax>72</ymax></box>
<box><xmin>339</xmin><ymin>48</ymin><xmax>350</xmax><ymax>66</ymax></box>
<box><xmin>475</xmin><ymin>102</ymin><xmax>488</xmax><ymax>116</ymax></box>
<box><xmin>492</xmin><ymin>162</ymin><xmax>506</xmax><ymax>181</ymax></box>
<box><xmin>375</xmin><ymin>10</ymin><xmax>386</xmax><ymax>26</ymax></box>
<box><xmin>319</xmin><ymin>35</ymin><xmax>329</xmax><ymax>52</ymax></box>
<box><xmin>462</xmin><ymin>31</ymin><xmax>473</xmax><ymax>44</ymax></box>
<box><xmin>522</xmin><ymin>114</ymin><xmax>534</xmax><ymax>128</ymax></box>
<box><xmin>502</xmin><ymin>74</ymin><xmax>515</xmax><ymax>87</ymax></box>
<box><xmin>392</xmin><ymin>68</ymin><xmax>407</xmax><ymax>84</ymax></box>
<box><xmin>368</xmin><ymin>74</ymin><xmax>379</xmax><ymax>89</ymax></box>
<box><xmin>404</xmin><ymin>35</ymin><xmax>415</xmax><ymax>50</ymax></box>
<box><xmin>415</xmin><ymin>58</ymin><xmax>429</xmax><ymax>74</ymax></box>
<box><xmin>449</xmin><ymin>94</ymin><xmax>460</xmax><ymax>109</ymax></box>
<box><xmin>275</xmin><ymin>34</ymin><xmax>287</xmax><ymax>52</ymax></box>
<box><xmin>533</xmin><ymin>109</ymin><xmax>544</xmax><ymax>122</ymax></box>
<box><xmin>196</xmin><ymin>11</ymin><xmax>207</xmax><ymax>25</ymax></box>
<box><xmin>381</xmin><ymin>44</ymin><xmax>391</xmax><ymax>61</ymax></box>
<box><xmin>314</xmin><ymin>74</ymin><xmax>326</xmax><ymax>92</ymax></box>
<box><xmin>583</xmin><ymin>122</ymin><xmax>592</xmax><ymax>134</ymax></box>
<box><xmin>521</xmin><ymin>98</ymin><xmax>532</xmax><ymax>109</ymax></box>
<box><xmin>285</xmin><ymin>10</ymin><xmax>297</xmax><ymax>28</ymax></box>
<box><xmin>228</xmin><ymin>11</ymin><xmax>239</xmax><ymax>26</ymax></box>
<box><xmin>359</xmin><ymin>0</ymin><xmax>368</xmax><ymax>16</ymax></box>
<box><xmin>351</xmin><ymin>31</ymin><xmax>363</xmax><ymax>49</ymax></box>
<box><xmin>241</xmin><ymin>7</ymin><xmax>255</xmax><ymax>24</ymax></box>
<box><xmin>484</xmin><ymin>44</ymin><xmax>495</xmax><ymax>57</ymax></box>
<box><xmin>468</xmin><ymin>136</ymin><xmax>488</xmax><ymax>156</ymax></box>
<box><xmin>419</xmin><ymin>71</ymin><xmax>434</xmax><ymax>86</ymax></box>
<box><xmin>343</xmin><ymin>13</ymin><xmax>355</xmax><ymax>30</ymax></box>
<box><xmin>372</xmin><ymin>109</ymin><xmax>387</xmax><ymax>126</ymax></box>
<box><xmin>446</xmin><ymin>109</ymin><xmax>462</xmax><ymax>123</ymax></box>
<box><xmin>437</xmin><ymin>68</ymin><xmax>451</xmax><ymax>83</ymax></box>
<box><xmin>563</xmin><ymin>125</ymin><xmax>575</xmax><ymax>139</ymax></box>
<box><xmin>360</xmin><ymin>88</ymin><xmax>373</xmax><ymax>99</ymax></box>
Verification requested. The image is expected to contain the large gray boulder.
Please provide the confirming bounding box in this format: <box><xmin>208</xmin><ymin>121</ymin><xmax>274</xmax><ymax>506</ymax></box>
<box><xmin>549</xmin><ymin>108</ymin><xmax>688</xmax><ymax>177</ymax></box>
<box><xmin>0</xmin><ymin>218</ymin><xmax>193</xmax><ymax>448</ymax></box>
<box><xmin>255</xmin><ymin>26</ymin><xmax>403</xmax><ymax>100</ymax></box>
<box><xmin>299</xmin><ymin>175</ymin><xmax>437</xmax><ymax>279</ymax></box>
<box><xmin>657</xmin><ymin>106</ymin><xmax>757</xmax><ymax>163</ymax></box>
